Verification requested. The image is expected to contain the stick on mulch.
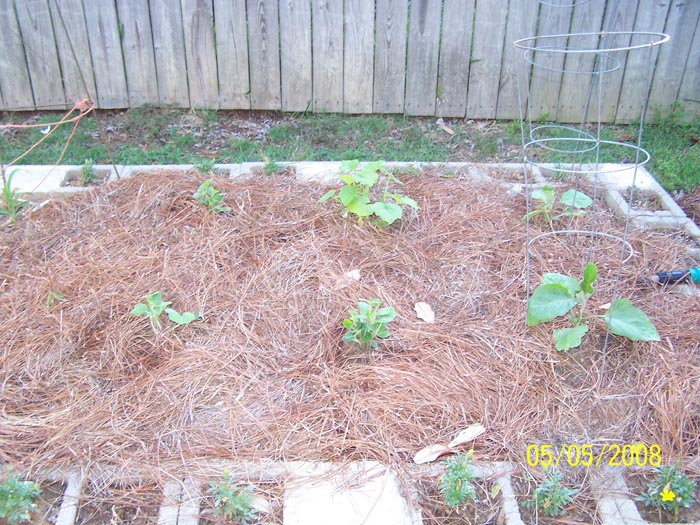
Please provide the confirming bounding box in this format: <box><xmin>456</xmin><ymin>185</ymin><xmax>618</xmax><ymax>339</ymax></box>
<box><xmin>1</xmin><ymin>170</ymin><xmax>698</xmax><ymax>488</ymax></box>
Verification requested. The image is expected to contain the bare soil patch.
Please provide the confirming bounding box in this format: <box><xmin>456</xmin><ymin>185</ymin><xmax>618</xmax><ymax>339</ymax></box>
<box><xmin>1</xmin><ymin>169</ymin><xmax>698</xmax><ymax>495</ymax></box>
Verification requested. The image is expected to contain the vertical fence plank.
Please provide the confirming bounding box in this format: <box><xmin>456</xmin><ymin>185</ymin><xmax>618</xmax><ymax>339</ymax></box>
<box><xmin>14</xmin><ymin>0</ymin><xmax>66</xmax><ymax>109</ymax></box>
<box><xmin>214</xmin><ymin>0</ymin><xmax>250</xmax><ymax>109</ymax></box>
<box><xmin>181</xmin><ymin>0</ymin><xmax>218</xmax><ymax>108</ymax></box>
<box><xmin>279</xmin><ymin>0</ymin><xmax>311</xmax><ymax>111</ymax></box>
<box><xmin>678</xmin><ymin>19</ymin><xmax>700</xmax><ymax>117</ymax></box>
<box><xmin>528</xmin><ymin>4</ymin><xmax>572</xmax><ymax>120</ymax></box>
<box><xmin>343</xmin><ymin>0</ymin><xmax>373</xmax><ymax>113</ymax></box>
<box><xmin>496</xmin><ymin>0</ymin><xmax>538</xmax><ymax>120</ymax></box>
<box><xmin>614</xmin><ymin>0</ymin><xmax>670</xmax><ymax>123</ymax></box>
<box><xmin>0</xmin><ymin>0</ymin><xmax>35</xmax><ymax>110</ymax></box>
<box><xmin>648</xmin><ymin>0</ymin><xmax>700</xmax><ymax>118</ymax></box>
<box><xmin>404</xmin><ymin>0</ymin><xmax>441</xmax><ymax>116</ymax></box>
<box><xmin>555</xmin><ymin>0</ymin><xmax>607</xmax><ymax>123</ymax></box>
<box><xmin>50</xmin><ymin>0</ymin><xmax>98</xmax><ymax>106</ymax></box>
<box><xmin>116</xmin><ymin>0</ymin><xmax>159</xmax><ymax>106</ymax></box>
<box><xmin>465</xmin><ymin>0</ymin><xmax>508</xmax><ymax>119</ymax></box>
<box><xmin>373</xmin><ymin>0</ymin><xmax>408</xmax><ymax>113</ymax></box>
<box><xmin>83</xmin><ymin>0</ymin><xmax>129</xmax><ymax>108</ymax></box>
<box><xmin>312</xmin><ymin>0</ymin><xmax>344</xmax><ymax>112</ymax></box>
<box><xmin>436</xmin><ymin>0</ymin><xmax>475</xmax><ymax>118</ymax></box>
<box><xmin>150</xmin><ymin>0</ymin><xmax>189</xmax><ymax>106</ymax></box>
<box><xmin>247</xmin><ymin>0</ymin><xmax>281</xmax><ymax>110</ymax></box>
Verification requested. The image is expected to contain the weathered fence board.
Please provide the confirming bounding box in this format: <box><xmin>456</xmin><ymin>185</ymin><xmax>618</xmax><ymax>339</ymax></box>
<box><xmin>373</xmin><ymin>0</ymin><xmax>408</xmax><ymax>113</ymax></box>
<box><xmin>50</xmin><ymin>0</ymin><xmax>98</xmax><ymax>106</ymax></box>
<box><xmin>83</xmin><ymin>0</ymin><xmax>128</xmax><ymax>108</ymax></box>
<box><xmin>465</xmin><ymin>0</ymin><xmax>509</xmax><ymax>119</ymax></box>
<box><xmin>214</xmin><ymin>0</ymin><xmax>250</xmax><ymax>109</ymax></box>
<box><xmin>15</xmin><ymin>0</ymin><xmax>66</xmax><ymax>109</ymax></box>
<box><xmin>149</xmin><ymin>0</ymin><xmax>189</xmax><ymax>106</ymax></box>
<box><xmin>343</xmin><ymin>0</ymin><xmax>374</xmax><ymax>114</ymax></box>
<box><xmin>115</xmin><ymin>0</ymin><xmax>158</xmax><ymax>107</ymax></box>
<box><xmin>404</xmin><ymin>0</ymin><xmax>442</xmax><ymax>116</ymax></box>
<box><xmin>312</xmin><ymin>0</ymin><xmax>344</xmax><ymax>112</ymax></box>
<box><xmin>436</xmin><ymin>0</ymin><xmax>475</xmax><ymax>118</ymax></box>
<box><xmin>279</xmin><ymin>0</ymin><xmax>312</xmax><ymax>111</ymax></box>
<box><xmin>182</xmin><ymin>0</ymin><xmax>218</xmax><ymax>108</ymax></box>
<box><xmin>0</xmin><ymin>0</ymin><xmax>697</xmax><ymax>120</ymax></box>
<box><xmin>555</xmin><ymin>0</ymin><xmax>607</xmax><ymax>123</ymax></box>
<box><xmin>648</xmin><ymin>0</ymin><xmax>700</xmax><ymax>116</ymax></box>
<box><xmin>0</xmin><ymin>0</ymin><xmax>35</xmax><ymax>110</ymax></box>
<box><xmin>614</xmin><ymin>0</ymin><xmax>670</xmax><ymax>123</ymax></box>
<box><xmin>247</xmin><ymin>0</ymin><xmax>281</xmax><ymax>110</ymax></box>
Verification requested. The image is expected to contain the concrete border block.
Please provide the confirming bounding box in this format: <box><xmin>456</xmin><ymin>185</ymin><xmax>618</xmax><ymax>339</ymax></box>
<box><xmin>177</xmin><ymin>476</ymin><xmax>201</xmax><ymax>525</ymax></box>
<box><xmin>54</xmin><ymin>471</ymin><xmax>85</xmax><ymax>525</ymax></box>
<box><xmin>157</xmin><ymin>479</ymin><xmax>182</xmax><ymax>525</ymax></box>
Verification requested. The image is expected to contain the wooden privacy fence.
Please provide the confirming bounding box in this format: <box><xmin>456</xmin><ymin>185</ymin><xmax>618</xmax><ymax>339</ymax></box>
<box><xmin>0</xmin><ymin>0</ymin><xmax>698</xmax><ymax>121</ymax></box>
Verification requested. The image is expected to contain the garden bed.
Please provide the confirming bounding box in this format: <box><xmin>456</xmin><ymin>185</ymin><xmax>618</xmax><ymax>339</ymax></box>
<box><xmin>1</xmin><ymin>167</ymin><xmax>699</xmax><ymax>520</ymax></box>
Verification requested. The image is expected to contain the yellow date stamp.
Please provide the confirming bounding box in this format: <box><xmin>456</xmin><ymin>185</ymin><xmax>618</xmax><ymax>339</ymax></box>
<box><xmin>526</xmin><ymin>443</ymin><xmax>661</xmax><ymax>468</ymax></box>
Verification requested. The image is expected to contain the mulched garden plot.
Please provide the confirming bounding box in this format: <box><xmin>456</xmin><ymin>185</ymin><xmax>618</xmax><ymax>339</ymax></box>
<box><xmin>513</xmin><ymin>474</ymin><xmax>600</xmax><ymax>525</ymax></box>
<box><xmin>625</xmin><ymin>469</ymin><xmax>700</xmax><ymax>524</ymax></box>
<box><xmin>0</xmin><ymin>169</ymin><xmax>699</xmax><ymax>487</ymax></box>
<box><xmin>75</xmin><ymin>480</ymin><xmax>161</xmax><ymax>525</ymax></box>
<box><xmin>413</xmin><ymin>474</ymin><xmax>499</xmax><ymax>524</ymax></box>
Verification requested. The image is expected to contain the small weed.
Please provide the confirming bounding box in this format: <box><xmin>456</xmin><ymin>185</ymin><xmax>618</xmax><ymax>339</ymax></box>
<box><xmin>638</xmin><ymin>464</ymin><xmax>697</xmax><ymax>521</ymax></box>
<box><xmin>45</xmin><ymin>291</ymin><xmax>65</xmax><ymax>308</ymax></box>
<box><xmin>522</xmin><ymin>469</ymin><xmax>577</xmax><ymax>517</ymax></box>
<box><xmin>131</xmin><ymin>291</ymin><xmax>199</xmax><ymax>333</ymax></box>
<box><xmin>194</xmin><ymin>158</ymin><xmax>217</xmax><ymax>174</ymax></box>
<box><xmin>193</xmin><ymin>179</ymin><xmax>231</xmax><ymax>213</ymax></box>
<box><xmin>263</xmin><ymin>159</ymin><xmax>281</xmax><ymax>174</ymax></box>
<box><xmin>527</xmin><ymin>262</ymin><xmax>659</xmax><ymax>351</ymax></box>
<box><xmin>438</xmin><ymin>450</ymin><xmax>477</xmax><ymax>507</ymax></box>
<box><xmin>523</xmin><ymin>185</ymin><xmax>592</xmax><ymax>229</ymax></box>
<box><xmin>79</xmin><ymin>158</ymin><xmax>96</xmax><ymax>185</ymax></box>
<box><xmin>0</xmin><ymin>469</ymin><xmax>41</xmax><ymax>524</ymax></box>
<box><xmin>0</xmin><ymin>169</ymin><xmax>29</xmax><ymax>223</ymax></box>
<box><xmin>207</xmin><ymin>472</ymin><xmax>257</xmax><ymax>525</ymax></box>
<box><xmin>342</xmin><ymin>298</ymin><xmax>395</xmax><ymax>350</ymax></box>
<box><xmin>318</xmin><ymin>160</ymin><xmax>419</xmax><ymax>225</ymax></box>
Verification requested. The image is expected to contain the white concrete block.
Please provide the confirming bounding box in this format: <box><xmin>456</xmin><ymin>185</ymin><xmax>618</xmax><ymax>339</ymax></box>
<box><xmin>5</xmin><ymin>165</ymin><xmax>68</xmax><ymax>193</ymax></box>
<box><xmin>157</xmin><ymin>480</ymin><xmax>182</xmax><ymax>525</ymax></box>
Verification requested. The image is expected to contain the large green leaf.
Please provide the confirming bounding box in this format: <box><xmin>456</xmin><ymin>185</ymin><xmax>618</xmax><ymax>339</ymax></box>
<box><xmin>580</xmin><ymin>262</ymin><xmax>597</xmax><ymax>295</ymax></box>
<box><xmin>130</xmin><ymin>303</ymin><xmax>151</xmax><ymax>317</ymax></box>
<box><xmin>351</xmin><ymin>167</ymin><xmax>379</xmax><ymax>186</ymax></box>
<box><xmin>338</xmin><ymin>184</ymin><xmax>359</xmax><ymax>206</ymax></box>
<box><xmin>166</xmin><ymin>309</ymin><xmax>199</xmax><ymax>325</ymax></box>
<box><xmin>346</xmin><ymin>195</ymin><xmax>374</xmax><ymax>217</ymax></box>
<box><xmin>553</xmin><ymin>324</ymin><xmax>588</xmax><ymax>351</ymax></box>
<box><xmin>560</xmin><ymin>189</ymin><xmax>593</xmax><ymax>209</ymax></box>
<box><xmin>372</xmin><ymin>201</ymin><xmax>403</xmax><ymax>224</ymax></box>
<box><xmin>541</xmin><ymin>273</ymin><xmax>580</xmax><ymax>296</ymax></box>
<box><xmin>340</xmin><ymin>159</ymin><xmax>360</xmax><ymax>172</ymax></box>
<box><xmin>317</xmin><ymin>189</ymin><xmax>336</xmax><ymax>203</ymax></box>
<box><xmin>531</xmin><ymin>186</ymin><xmax>555</xmax><ymax>205</ymax></box>
<box><xmin>604</xmin><ymin>298</ymin><xmax>660</xmax><ymax>342</ymax></box>
<box><xmin>527</xmin><ymin>283</ymin><xmax>580</xmax><ymax>326</ymax></box>
<box><xmin>391</xmin><ymin>193</ymin><xmax>419</xmax><ymax>209</ymax></box>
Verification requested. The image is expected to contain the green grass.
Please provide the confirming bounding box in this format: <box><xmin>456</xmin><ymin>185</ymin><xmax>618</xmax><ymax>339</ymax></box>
<box><xmin>1</xmin><ymin>106</ymin><xmax>698</xmax><ymax>192</ymax></box>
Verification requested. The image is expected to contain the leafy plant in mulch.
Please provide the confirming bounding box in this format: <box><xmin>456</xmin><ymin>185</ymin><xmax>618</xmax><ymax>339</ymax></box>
<box><xmin>208</xmin><ymin>472</ymin><xmax>257</xmax><ymax>525</ymax></box>
<box><xmin>131</xmin><ymin>291</ymin><xmax>199</xmax><ymax>333</ymax></box>
<box><xmin>0</xmin><ymin>169</ymin><xmax>29</xmax><ymax>223</ymax></box>
<box><xmin>523</xmin><ymin>185</ymin><xmax>592</xmax><ymax>229</ymax></box>
<box><xmin>318</xmin><ymin>160</ymin><xmax>419</xmax><ymax>225</ymax></box>
<box><xmin>527</xmin><ymin>262</ymin><xmax>660</xmax><ymax>351</ymax></box>
<box><xmin>438</xmin><ymin>450</ymin><xmax>478</xmax><ymax>507</ymax></box>
<box><xmin>0</xmin><ymin>469</ymin><xmax>41</xmax><ymax>524</ymax></box>
<box><xmin>193</xmin><ymin>178</ymin><xmax>231</xmax><ymax>213</ymax></box>
<box><xmin>342</xmin><ymin>298</ymin><xmax>395</xmax><ymax>350</ymax></box>
<box><xmin>637</xmin><ymin>464</ymin><xmax>697</xmax><ymax>522</ymax></box>
<box><xmin>522</xmin><ymin>469</ymin><xmax>577</xmax><ymax>517</ymax></box>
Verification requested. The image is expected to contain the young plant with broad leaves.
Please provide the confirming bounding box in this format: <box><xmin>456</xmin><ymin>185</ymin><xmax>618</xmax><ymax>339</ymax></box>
<box><xmin>527</xmin><ymin>262</ymin><xmax>660</xmax><ymax>351</ymax></box>
<box><xmin>524</xmin><ymin>185</ymin><xmax>592</xmax><ymax>229</ymax></box>
<box><xmin>207</xmin><ymin>472</ymin><xmax>257</xmax><ymax>525</ymax></box>
<box><xmin>318</xmin><ymin>160</ymin><xmax>419</xmax><ymax>225</ymax></box>
<box><xmin>0</xmin><ymin>469</ymin><xmax>41</xmax><ymax>525</ymax></box>
<box><xmin>131</xmin><ymin>291</ymin><xmax>199</xmax><ymax>333</ymax></box>
<box><xmin>342</xmin><ymin>298</ymin><xmax>396</xmax><ymax>350</ymax></box>
<box><xmin>193</xmin><ymin>178</ymin><xmax>231</xmax><ymax>213</ymax></box>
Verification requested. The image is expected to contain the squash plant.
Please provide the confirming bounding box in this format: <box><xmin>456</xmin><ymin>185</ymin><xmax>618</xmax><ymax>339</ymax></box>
<box><xmin>527</xmin><ymin>262</ymin><xmax>660</xmax><ymax>351</ymax></box>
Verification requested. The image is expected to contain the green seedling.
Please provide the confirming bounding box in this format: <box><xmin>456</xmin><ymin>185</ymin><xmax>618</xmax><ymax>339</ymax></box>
<box><xmin>131</xmin><ymin>291</ymin><xmax>199</xmax><ymax>333</ymax></box>
<box><xmin>0</xmin><ymin>169</ymin><xmax>29</xmax><ymax>223</ymax></box>
<box><xmin>527</xmin><ymin>262</ymin><xmax>660</xmax><ymax>351</ymax></box>
<box><xmin>318</xmin><ymin>160</ymin><xmax>419</xmax><ymax>225</ymax></box>
<box><xmin>438</xmin><ymin>450</ymin><xmax>477</xmax><ymax>507</ymax></box>
<box><xmin>193</xmin><ymin>178</ymin><xmax>231</xmax><ymax>213</ymax></box>
<box><xmin>342</xmin><ymin>298</ymin><xmax>395</xmax><ymax>350</ymax></box>
<box><xmin>523</xmin><ymin>185</ymin><xmax>592</xmax><ymax>229</ymax></box>
<box><xmin>522</xmin><ymin>469</ymin><xmax>577</xmax><ymax>517</ymax></box>
<box><xmin>194</xmin><ymin>158</ymin><xmax>217</xmax><ymax>174</ymax></box>
<box><xmin>0</xmin><ymin>469</ymin><xmax>41</xmax><ymax>524</ymax></box>
<box><xmin>638</xmin><ymin>464</ymin><xmax>697</xmax><ymax>521</ymax></box>
<box><xmin>263</xmin><ymin>160</ymin><xmax>281</xmax><ymax>174</ymax></box>
<box><xmin>79</xmin><ymin>159</ymin><xmax>96</xmax><ymax>185</ymax></box>
<box><xmin>45</xmin><ymin>291</ymin><xmax>65</xmax><ymax>308</ymax></box>
<box><xmin>208</xmin><ymin>471</ymin><xmax>257</xmax><ymax>525</ymax></box>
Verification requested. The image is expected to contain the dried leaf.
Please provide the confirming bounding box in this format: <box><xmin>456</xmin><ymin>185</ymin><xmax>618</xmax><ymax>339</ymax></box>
<box><xmin>252</xmin><ymin>495</ymin><xmax>272</xmax><ymax>514</ymax></box>
<box><xmin>345</xmin><ymin>269</ymin><xmax>361</xmax><ymax>281</ymax></box>
<box><xmin>439</xmin><ymin>124</ymin><xmax>455</xmax><ymax>135</ymax></box>
<box><xmin>413</xmin><ymin>444</ymin><xmax>452</xmax><ymax>464</ymax></box>
<box><xmin>447</xmin><ymin>423</ymin><xmax>486</xmax><ymax>448</ymax></box>
<box><xmin>414</xmin><ymin>302</ymin><xmax>435</xmax><ymax>323</ymax></box>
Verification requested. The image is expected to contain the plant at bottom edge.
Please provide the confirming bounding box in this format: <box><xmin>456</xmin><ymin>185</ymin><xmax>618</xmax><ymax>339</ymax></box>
<box><xmin>208</xmin><ymin>471</ymin><xmax>257</xmax><ymax>525</ymax></box>
<box><xmin>0</xmin><ymin>170</ymin><xmax>29</xmax><ymax>223</ymax></box>
<box><xmin>638</xmin><ymin>463</ymin><xmax>697</xmax><ymax>521</ymax></box>
<box><xmin>438</xmin><ymin>450</ymin><xmax>477</xmax><ymax>507</ymax></box>
<box><xmin>522</xmin><ymin>469</ymin><xmax>577</xmax><ymax>517</ymax></box>
<box><xmin>0</xmin><ymin>469</ymin><xmax>42</xmax><ymax>525</ymax></box>
<box><xmin>527</xmin><ymin>262</ymin><xmax>660</xmax><ymax>351</ymax></box>
<box><xmin>342</xmin><ymin>298</ymin><xmax>396</xmax><ymax>350</ymax></box>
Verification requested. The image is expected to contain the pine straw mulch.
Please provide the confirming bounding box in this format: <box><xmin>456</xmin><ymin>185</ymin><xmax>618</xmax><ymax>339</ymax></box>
<box><xmin>1</xmin><ymin>170</ymin><xmax>699</xmax><ymax>491</ymax></box>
